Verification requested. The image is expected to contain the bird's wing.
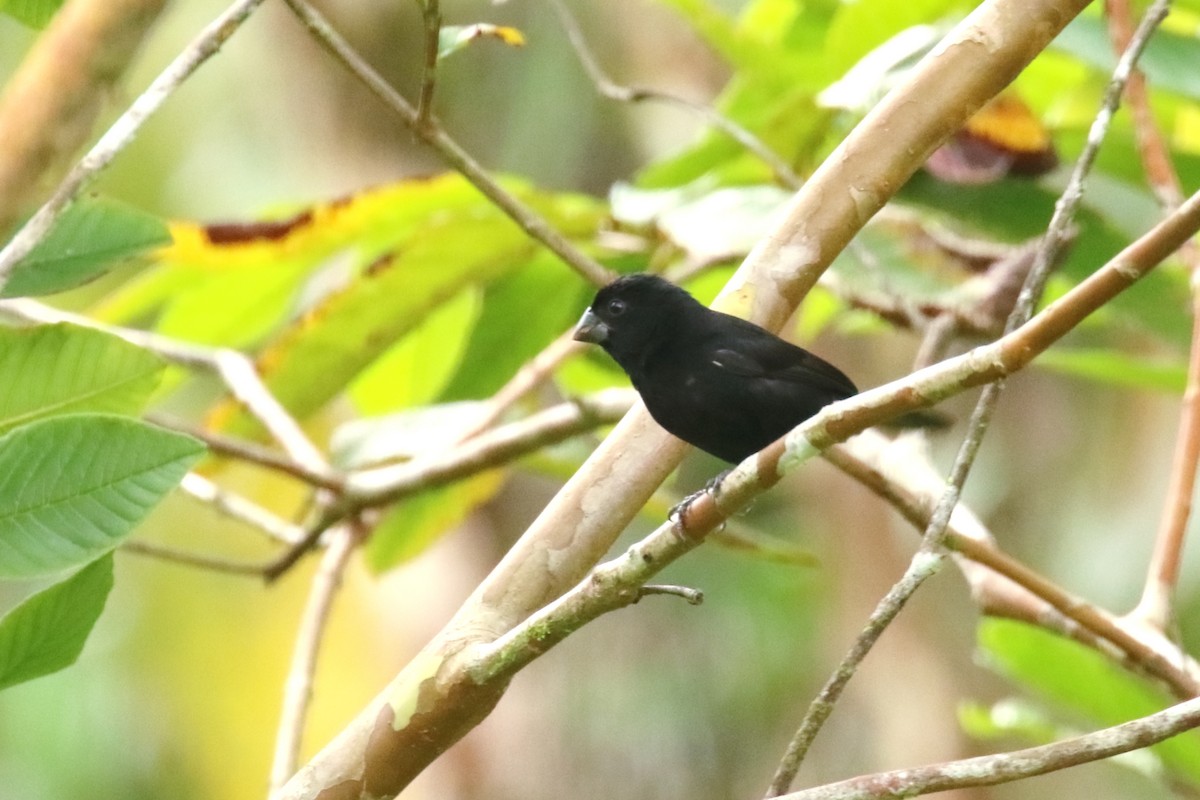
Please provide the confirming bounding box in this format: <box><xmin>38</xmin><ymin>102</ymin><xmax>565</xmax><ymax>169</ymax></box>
<box><xmin>710</xmin><ymin>336</ymin><xmax>857</xmax><ymax>398</ymax></box>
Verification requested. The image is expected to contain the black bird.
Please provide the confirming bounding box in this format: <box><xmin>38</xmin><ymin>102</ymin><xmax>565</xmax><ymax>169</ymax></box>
<box><xmin>573</xmin><ymin>273</ymin><xmax>857</xmax><ymax>463</ymax></box>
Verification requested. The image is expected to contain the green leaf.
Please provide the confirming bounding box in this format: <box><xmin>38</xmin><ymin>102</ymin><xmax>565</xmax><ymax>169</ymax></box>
<box><xmin>978</xmin><ymin>618</ymin><xmax>1200</xmax><ymax>788</ymax></box>
<box><xmin>3</xmin><ymin>196</ymin><xmax>169</xmax><ymax>298</ymax></box>
<box><xmin>365</xmin><ymin>472</ymin><xmax>504</xmax><ymax>572</ymax></box>
<box><xmin>0</xmin><ymin>415</ymin><xmax>204</xmax><ymax>578</ymax></box>
<box><xmin>1053</xmin><ymin>15</ymin><xmax>1200</xmax><ymax>102</ymax></box>
<box><xmin>207</xmin><ymin>182</ymin><xmax>602</xmax><ymax>437</ymax></box>
<box><xmin>350</xmin><ymin>287</ymin><xmax>482</xmax><ymax>414</ymax></box>
<box><xmin>440</xmin><ymin>253</ymin><xmax>587</xmax><ymax>402</ymax></box>
<box><xmin>0</xmin><ymin>0</ymin><xmax>65</xmax><ymax>28</ymax></box>
<box><xmin>0</xmin><ymin>555</ymin><xmax>113</xmax><ymax>691</ymax></box>
<box><xmin>0</xmin><ymin>324</ymin><xmax>164</xmax><ymax>436</ymax></box>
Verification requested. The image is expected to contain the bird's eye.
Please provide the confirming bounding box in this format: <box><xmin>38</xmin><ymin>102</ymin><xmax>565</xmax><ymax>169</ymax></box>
<box><xmin>607</xmin><ymin>298</ymin><xmax>627</xmax><ymax>316</ymax></box>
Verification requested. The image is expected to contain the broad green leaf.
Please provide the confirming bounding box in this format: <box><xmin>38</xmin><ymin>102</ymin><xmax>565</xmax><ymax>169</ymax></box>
<box><xmin>824</xmin><ymin>0</ymin><xmax>965</xmax><ymax>77</ymax></box>
<box><xmin>1036</xmin><ymin>348</ymin><xmax>1186</xmax><ymax>393</ymax></box>
<box><xmin>365</xmin><ymin>471</ymin><xmax>505</xmax><ymax>573</ymax></box>
<box><xmin>0</xmin><ymin>415</ymin><xmax>204</xmax><ymax>578</ymax></box>
<box><xmin>0</xmin><ymin>0</ymin><xmax>64</xmax><ymax>28</ymax></box>
<box><xmin>1053</xmin><ymin>15</ymin><xmax>1200</xmax><ymax>102</ymax></box>
<box><xmin>657</xmin><ymin>0</ymin><xmax>747</xmax><ymax>70</ymax></box>
<box><xmin>155</xmin><ymin>263</ymin><xmax>311</xmax><ymax>349</ymax></box>
<box><xmin>2</xmin><ymin>196</ymin><xmax>169</xmax><ymax>298</ymax></box>
<box><xmin>207</xmin><ymin>186</ymin><xmax>603</xmax><ymax>437</ymax></box>
<box><xmin>440</xmin><ymin>253</ymin><xmax>589</xmax><ymax>402</ymax></box>
<box><xmin>0</xmin><ymin>555</ymin><xmax>113</xmax><ymax>691</ymax></box>
<box><xmin>978</xmin><ymin>618</ymin><xmax>1200</xmax><ymax>788</ymax></box>
<box><xmin>0</xmin><ymin>324</ymin><xmax>164</xmax><ymax>435</ymax></box>
<box><xmin>350</xmin><ymin>288</ymin><xmax>482</xmax><ymax>414</ymax></box>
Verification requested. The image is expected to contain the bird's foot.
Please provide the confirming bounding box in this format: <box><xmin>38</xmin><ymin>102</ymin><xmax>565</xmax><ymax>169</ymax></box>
<box><xmin>668</xmin><ymin>469</ymin><xmax>731</xmax><ymax>523</ymax></box>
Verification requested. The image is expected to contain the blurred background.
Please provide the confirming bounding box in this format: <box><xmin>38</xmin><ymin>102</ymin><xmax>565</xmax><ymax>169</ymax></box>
<box><xmin>1</xmin><ymin>0</ymin><xmax>1199</xmax><ymax>799</ymax></box>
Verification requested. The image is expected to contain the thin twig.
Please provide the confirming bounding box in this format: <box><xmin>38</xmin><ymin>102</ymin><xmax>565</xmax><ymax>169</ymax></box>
<box><xmin>826</xmin><ymin>432</ymin><xmax>1200</xmax><ymax>697</ymax></box>
<box><xmin>638</xmin><ymin>584</ymin><xmax>705</xmax><ymax>604</ymax></box>
<box><xmin>1105</xmin><ymin>0</ymin><xmax>1200</xmax><ymax>632</ymax></box>
<box><xmin>414</xmin><ymin>0</ymin><xmax>441</xmax><ymax>129</ymax></box>
<box><xmin>269</xmin><ymin>522</ymin><xmax>363</xmax><ymax>797</ymax></box>
<box><xmin>263</xmin><ymin>389</ymin><xmax>634</xmax><ymax>579</ymax></box>
<box><xmin>122</xmin><ymin>540</ymin><xmax>268</xmax><ymax>576</ymax></box>
<box><xmin>279</xmin><ymin>0</ymin><xmax>613</xmax><ymax>289</ymax></box>
<box><xmin>0</xmin><ymin>0</ymin><xmax>269</xmax><ymax>294</ymax></box>
<box><xmin>151</xmin><ymin>414</ymin><xmax>344</xmax><ymax>491</ymax></box>
<box><xmin>549</xmin><ymin>0</ymin><xmax>803</xmax><ymax>189</ymax></box>
<box><xmin>779</xmin><ymin>695</ymin><xmax>1200</xmax><ymax>800</ymax></box>
<box><xmin>765</xmin><ymin>6</ymin><xmax>1172</xmax><ymax>791</ymax></box>
<box><xmin>453</xmin><ymin>330</ymin><xmax>584</xmax><ymax>442</ymax></box>
<box><xmin>765</xmin><ymin>385</ymin><xmax>1000</xmax><ymax>797</ymax></box>
<box><xmin>180</xmin><ymin>473</ymin><xmax>306</xmax><ymax>546</ymax></box>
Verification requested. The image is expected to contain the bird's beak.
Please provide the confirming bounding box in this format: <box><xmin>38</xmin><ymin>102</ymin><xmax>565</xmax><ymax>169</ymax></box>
<box><xmin>573</xmin><ymin>307</ymin><xmax>609</xmax><ymax>344</ymax></box>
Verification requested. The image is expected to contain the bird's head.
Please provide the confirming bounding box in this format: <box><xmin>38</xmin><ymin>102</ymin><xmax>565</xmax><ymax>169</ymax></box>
<box><xmin>573</xmin><ymin>274</ymin><xmax>699</xmax><ymax>365</ymax></box>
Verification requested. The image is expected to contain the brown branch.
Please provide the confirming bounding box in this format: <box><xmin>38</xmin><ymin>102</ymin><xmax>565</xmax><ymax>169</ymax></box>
<box><xmin>0</xmin><ymin>0</ymin><xmax>168</xmax><ymax>234</ymax></box>
<box><xmin>279</xmin><ymin>0</ymin><xmax>613</xmax><ymax>289</ymax></box>
<box><xmin>779</xmin><ymin>695</ymin><xmax>1200</xmax><ymax>800</ymax></box>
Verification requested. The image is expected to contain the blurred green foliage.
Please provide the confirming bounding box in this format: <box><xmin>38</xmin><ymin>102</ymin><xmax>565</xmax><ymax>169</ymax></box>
<box><xmin>3</xmin><ymin>0</ymin><xmax>1200</xmax><ymax>799</ymax></box>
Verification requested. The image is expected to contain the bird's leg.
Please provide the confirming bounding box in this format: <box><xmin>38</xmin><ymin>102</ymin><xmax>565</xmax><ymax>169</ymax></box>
<box><xmin>668</xmin><ymin>467</ymin><xmax>731</xmax><ymax>522</ymax></box>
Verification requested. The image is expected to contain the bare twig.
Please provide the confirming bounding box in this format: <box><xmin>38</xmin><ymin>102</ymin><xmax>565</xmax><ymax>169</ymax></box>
<box><xmin>279</xmin><ymin>0</ymin><xmax>613</xmax><ymax>288</ymax></box>
<box><xmin>453</xmin><ymin>330</ymin><xmax>585</xmax><ymax>442</ymax></box>
<box><xmin>826</xmin><ymin>432</ymin><xmax>1200</xmax><ymax>697</ymax></box>
<box><xmin>269</xmin><ymin>522</ymin><xmax>363</xmax><ymax>796</ymax></box>
<box><xmin>122</xmin><ymin>540</ymin><xmax>268</xmax><ymax>576</ymax></box>
<box><xmin>766</xmin><ymin>381</ymin><xmax>1001</xmax><ymax>797</ymax></box>
<box><xmin>180</xmin><ymin>473</ymin><xmax>306</xmax><ymax>546</ymax></box>
<box><xmin>550</xmin><ymin>0</ymin><xmax>803</xmax><ymax>189</ymax></box>
<box><xmin>0</xmin><ymin>0</ymin><xmax>269</xmax><ymax>294</ymax></box>
<box><xmin>638</xmin><ymin>584</ymin><xmax>704</xmax><ymax>604</ymax></box>
<box><xmin>263</xmin><ymin>389</ymin><xmax>634</xmax><ymax>579</ymax></box>
<box><xmin>414</xmin><ymin>0</ymin><xmax>441</xmax><ymax>129</ymax></box>
<box><xmin>779</xmin><ymin>695</ymin><xmax>1200</xmax><ymax>800</ymax></box>
<box><xmin>151</xmin><ymin>414</ymin><xmax>344</xmax><ymax>491</ymax></box>
<box><xmin>1105</xmin><ymin>0</ymin><xmax>1187</xmax><ymax>210</ymax></box>
<box><xmin>1105</xmin><ymin>0</ymin><xmax>1200</xmax><ymax>632</ymax></box>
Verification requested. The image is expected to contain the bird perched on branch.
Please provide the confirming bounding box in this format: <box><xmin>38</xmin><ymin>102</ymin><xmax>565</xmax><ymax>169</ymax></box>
<box><xmin>573</xmin><ymin>273</ymin><xmax>857</xmax><ymax>464</ymax></box>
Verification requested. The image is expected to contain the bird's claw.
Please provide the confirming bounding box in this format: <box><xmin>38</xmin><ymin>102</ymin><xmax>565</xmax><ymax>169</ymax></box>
<box><xmin>668</xmin><ymin>469</ymin><xmax>731</xmax><ymax>523</ymax></box>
